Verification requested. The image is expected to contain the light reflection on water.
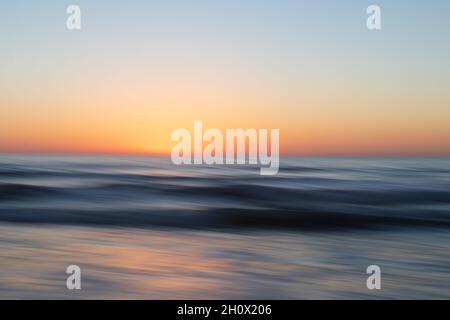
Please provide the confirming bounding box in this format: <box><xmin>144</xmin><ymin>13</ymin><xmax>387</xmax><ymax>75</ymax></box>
<box><xmin>0</xmin><ymin>224</ymin><xmax>449</xmax><ymax>299</ymax></box>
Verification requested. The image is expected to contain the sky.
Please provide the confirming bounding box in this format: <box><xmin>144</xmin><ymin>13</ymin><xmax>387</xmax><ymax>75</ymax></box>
<box><xmin>1</xmin><ymin>0</ymin><xmax>449</xmax><ymax>156</ymax></box>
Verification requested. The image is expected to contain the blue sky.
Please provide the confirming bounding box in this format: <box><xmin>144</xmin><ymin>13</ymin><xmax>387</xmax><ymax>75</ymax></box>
<box><xmin>1</xmin><ymin>1</ymin><xmax>449</xmax><ymax>155</ymax></box>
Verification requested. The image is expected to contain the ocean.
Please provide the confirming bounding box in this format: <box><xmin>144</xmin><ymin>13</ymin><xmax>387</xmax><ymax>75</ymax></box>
<box><xmin>0</xmin><ymin>155</ymin><xmax>449</xmax><ymax>299</ymax></box>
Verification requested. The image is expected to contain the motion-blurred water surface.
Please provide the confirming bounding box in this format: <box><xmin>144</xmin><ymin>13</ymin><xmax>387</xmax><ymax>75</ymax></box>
<box><xmin>0</xmin><ymin>156</ymin><xmax>449</xmax><ymax>299</ymax></box>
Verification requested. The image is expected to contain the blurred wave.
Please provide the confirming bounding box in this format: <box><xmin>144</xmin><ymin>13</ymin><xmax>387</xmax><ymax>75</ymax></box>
<box><xmin>1</xmin><ymin>155</ymin><xmax>450</xmax><ymax>299</ymax></box>
<box><xmin>0</xmin><ymin>155</ymin><xmax>449</xmax><ymax>230</ymax></box>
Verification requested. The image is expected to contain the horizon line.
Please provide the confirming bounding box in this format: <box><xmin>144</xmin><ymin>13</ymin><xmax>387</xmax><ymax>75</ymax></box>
<box><xmin>0</xmin><ymin>151</ymin><xmax>449</xmax><ymax>158</ymax></box>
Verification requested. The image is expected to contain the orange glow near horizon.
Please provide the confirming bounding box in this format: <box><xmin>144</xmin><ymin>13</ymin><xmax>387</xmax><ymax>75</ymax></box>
<box><xmin>2</xmin><ymin>75</ymin><xmax>449</xmax><ymax>156</ymax></box>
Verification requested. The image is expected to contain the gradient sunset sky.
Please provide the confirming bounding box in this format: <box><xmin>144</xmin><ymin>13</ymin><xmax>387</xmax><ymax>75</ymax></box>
<box><xmin>1</xmin><ymin>0</ymin><xmax>449</xmax><ymax>156</ymax></box>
